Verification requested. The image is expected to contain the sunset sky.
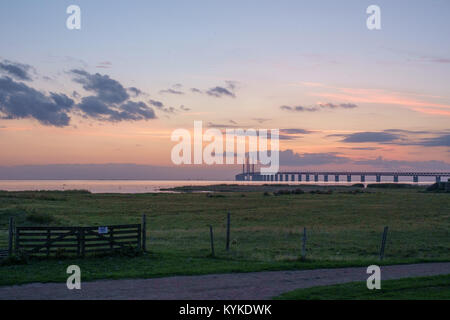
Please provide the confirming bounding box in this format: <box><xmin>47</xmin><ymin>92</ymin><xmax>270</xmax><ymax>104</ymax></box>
<box><xmin>0</xmin><ymin>0</ymin><xmax>449</xmax><ymax>178</ymax></box>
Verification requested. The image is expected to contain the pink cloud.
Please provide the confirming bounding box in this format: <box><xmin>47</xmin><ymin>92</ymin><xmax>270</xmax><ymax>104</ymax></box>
<box><xmin>311</xmin><ymin>86</ymin><xmax>450</xmax><ymax>116</ymax></box>
<box><xmin>412</xmin><ymin>108</ymin><xmax>450</xmax><ymax>116</ymax></box>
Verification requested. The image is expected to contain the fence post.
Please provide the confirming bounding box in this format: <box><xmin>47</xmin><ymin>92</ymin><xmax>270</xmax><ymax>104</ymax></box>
<box><xmin>77</xmin><ymin>228</ymin><xmax>81</xmax><ymax>257</ymax></box>
<box><xmin>80</xmin><ymin>228</ymin><xmax>85</xmax><ymax>258</ymax></box>
<box><xmin>379</xmin><ymin>226</ymin><xmax>389</xmax><ymax>261</ymax></box>
<box><xmin>8</xmin><ymin>217</ymin><xmax>14</xmax><ymax>256</ymax></box>
<box><xmin>209</xmin><ymin>225</ymin><xmax>215</xmax><ymax>257</ymax></box>
<box><xmin>46</xmin><ymin>229</ymin><xmax>51</xmax><ymax>257</ymax></box>
<box><xmin>226</xmin><ymin>212</ymin><xmax>231</xmax><ymax>251</ymax></box>
<box><xmin>137</xmin><ymin>224</ymin><xmax>142</xmax><ymax>251</ymax></box>
<box><xmin>110</xmin><ymin>226</ymin><xmax>114</xmax><ymax>252</ymax></box>
<box><xmin>301</xmin><ymin>227</ymin><xmax>307</xmax><ymax>261</ymax></box>
<box><xmin>14</xmin><ymin>225</ymin><xmax>19</xmax><ymax>254</ymax></box>
<box><xmin>142</xmin><ymin>214</ymin><xmax>147</xmax><ymax>252</ymax></box>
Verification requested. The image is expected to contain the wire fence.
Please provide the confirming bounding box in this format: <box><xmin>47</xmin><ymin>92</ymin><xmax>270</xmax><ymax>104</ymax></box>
<box><xmin>147</xmin><ymin>219</ymin><xmax>449</xmax><ymax>263</ymax></box>
<box><xmin>1</xmin><ymin>213</ymin><xmax>449</xmax><ymax>263</ymax></box>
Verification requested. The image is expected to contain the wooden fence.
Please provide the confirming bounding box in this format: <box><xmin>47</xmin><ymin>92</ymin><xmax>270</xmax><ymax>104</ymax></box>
<box><xmin>13</xmin><ymin>221</ymin><xmax>145</xmax><ymax>257</ymax></box>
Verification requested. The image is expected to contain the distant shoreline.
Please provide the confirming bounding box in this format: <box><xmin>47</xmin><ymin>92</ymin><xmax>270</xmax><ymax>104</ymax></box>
<box><xmin>0</xmin><ymin>180</ymin><xmax>436</xmax><ymax>194</ymax></box>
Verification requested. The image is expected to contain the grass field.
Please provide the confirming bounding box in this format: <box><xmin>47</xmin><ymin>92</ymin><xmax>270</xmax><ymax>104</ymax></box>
<box><xmin>274</xmin><ymin>274</ymin><xmax>450</xmax><ymax>300</ymax></box>
<box><xmin>0</xmin><ymin>185</ymin><xmax>449</xmax><ymax>286</ymax></box>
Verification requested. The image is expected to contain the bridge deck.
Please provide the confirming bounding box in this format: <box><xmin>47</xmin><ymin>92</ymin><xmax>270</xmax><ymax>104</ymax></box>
<box><xmin>236</xmin><ymin>171</ymin><xmax>450</xmax><ymax>181</ymax></box>
<box><xmin>264</xmin><ymin>172</ymin><xmax>450</xmax><ymax>176</ymax></box>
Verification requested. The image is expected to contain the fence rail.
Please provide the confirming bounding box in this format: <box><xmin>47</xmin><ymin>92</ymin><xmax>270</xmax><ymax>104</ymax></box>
<box><xmin>12</xmin><ymin>220</ymin><xmax>145</xmax><ymax>258</ymax></box>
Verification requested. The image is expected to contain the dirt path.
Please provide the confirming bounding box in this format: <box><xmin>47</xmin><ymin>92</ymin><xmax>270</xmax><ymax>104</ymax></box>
<box><xmin>0</xmin><ymin>262</ymin><xmax>449</xmax><ymax>300</ymax></box>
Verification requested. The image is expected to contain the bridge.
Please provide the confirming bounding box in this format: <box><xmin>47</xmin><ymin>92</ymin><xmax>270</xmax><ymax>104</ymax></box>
<box><xmin>235</xmin><ymin>170</ymin><xmax>450</xmax><ymax>183</ymax></box>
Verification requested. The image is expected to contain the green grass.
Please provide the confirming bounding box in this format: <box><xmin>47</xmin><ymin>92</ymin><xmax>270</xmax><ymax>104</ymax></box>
<box><xmin>0</xmin><ymin>187</ymin><xmax>449</xmax><ymax>286</ymax></box>
<box><xmin>274</xmin><ymin>274</ymin><xmax>450</xmax><ymax>300</ymax></box>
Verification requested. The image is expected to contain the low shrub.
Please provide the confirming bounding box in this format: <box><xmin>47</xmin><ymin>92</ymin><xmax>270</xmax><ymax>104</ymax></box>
<box><xmin>367</xmin><ymin>183</ymin><xmax>416</xmax><ymax>189</ymax></box>
<box><xmin>274</xmin><ymin>189</ymin><xmax>305</xmax><ymax>196</ymax></box>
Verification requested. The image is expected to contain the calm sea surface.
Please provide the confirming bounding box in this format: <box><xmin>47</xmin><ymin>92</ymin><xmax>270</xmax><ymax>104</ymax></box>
<box><xmin>0</xmin><ymin>179</ymin><xmax>435</xmax><ymax>193</ymax></box>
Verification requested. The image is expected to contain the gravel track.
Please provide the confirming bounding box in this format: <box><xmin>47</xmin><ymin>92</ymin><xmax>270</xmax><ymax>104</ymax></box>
<box><xmin>0</xmin><ymin>262</ymin><xmax>448</xmax><ymax>300</ymax></box>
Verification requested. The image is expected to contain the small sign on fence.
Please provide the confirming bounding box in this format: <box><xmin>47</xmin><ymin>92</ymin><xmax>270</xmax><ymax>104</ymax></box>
<box><xmin>98</xmin><ymin>226</ymin><xmax>109</xmax><ymax>234</ymax></box>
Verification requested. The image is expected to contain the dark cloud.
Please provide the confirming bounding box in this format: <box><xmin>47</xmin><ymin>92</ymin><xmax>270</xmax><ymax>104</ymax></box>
<box><xmin>162</xmin><ymin>106</ymin><xmax>176</xmax><ymax>114</ymax></box>
<box><xmin>159</xmin><ymin>88</ymin><xmax>184</xmax><ymax>95</ymax></box>
<box><xmin>206</xmin><ymin>86</ymin><xmax>235</xmax><ymax>98</ymax></box>
<box><xmin>225</xmin><ymin>81</ymin><xmax>238</xmax><ymax>90</ymax></box>
<box><xmin>318</xmin><ymin>103</ymin><xmax>358</xmax><ymax>109</ymax></box>
<box><xmin>354</xmin><ymin>156</ymin><xmax>450</xmax><ymax>171</ymax></box>
<box><xmin>179</xmin><ymin>105</ymin><xmax>191</xmax><ymax>111</ymax></box>
<box><xmin>207</xmin><ymin>122</ymin><xmax>242</xmax><ymax>129</ymax></box>
<box><xmin>329</xmin><ymin>130</ymin><xmax>450</xmax><ymax>148</ymax></box>
<box><xmin>280</xmin><ymin>128</ymin><xmax>314</xmax><ymax>135</ymax></box>
<box><xmin>148</xmin><ymin>99</ymin><xmax>164</xmax><ymax>108</ymax></box>
<box><xmin>338</xmin><ymin>103</ymin><xmax>358</xmax><ymax>109</ymax></box>
<box><xmin>0</xmin><ymin>76</ymin><xmax>74</xmax><ymax>126</ymax></box>
<box><xmin>280</xmin><ymin>149</ymin><xmax>351</xmax><ymax>166</ymax></box>
<box><xmin>128</xmin><ymin>87</ymin><xmax>143</xmax><ymax>97</ymax></box>
<box><xmin>278</xmin><ymin>150</ymin><xmax>450</xmax><ymax>170</ymax></box>
<box><xmin>0</xmin><ymin>64</ymin><xmax>157</xmax><ymax>126</ymax></box>
<box><xmin>0</xmin><ymin>60</ymin><xmax>33</xmax><ymax>81</ymax></box>
<box><xmin>281</xmin><ymin>103</ymin><xmax>358</xmax><ymax>112</ymax></box>
<box><xmin>114</xmin><ymin>101</ymin><xmax>156</xmax><ymax>120</ymax></box>
<box><xmin>68</xmin><ymin>69</ymin><xmax>156</xmax><ymax>122</ymax></box>
<box><xmin>384</xmin><ymin>129</ymin><xmax>433</xmax><ymax>135</ymax></box>
<box><xmin>331</xmin><ymin>132</ymin><xmax>401</xmax><ymax>143</ymax></box>
<box><xmin>189</xmin><ymin>82</ymin><xmax>237</xmax><ymax>98</ymax></box>
<box><xmin>252</xmin><ymin>118</ymin><xmax>270</xmax><ymax>124</ymax></box>
<box><xmin>278</xmin><ymin>134</ymin><xmax>303</xmax><ymax>140</ymax></box>
<box><xmin>77</xmin><ymin>97</ymin><xmax>156</xmax><ymax>121</ymax></box>
<box><xmin>338</xmin><ymin>147</ymin><xmax>381</xmax><ymax>151</ymax></box>
<box><xmin>276</xmin><ymin>129</ymin><xmax>314</xmax><ymax>140</ymax></box>
<box><xmin>71</xmin><ymin>69</ymin><xmax>129</xmax><ymax>104</ymax></box>
<box><xmin>77</xmin><ymin>96</ymin><xmax>112</xmax><ymax>118</ymax></box>
<box><xmin>416</xmin><ymin>134</ymin><xmax>450</xmax><ymax>147</ymax></box>
<box><xmin>280</xmin><ymin>105</ymin><xmax>318</xmax><ymax>112</ymax></box>
<box><xmin>148</xmin><ymin>99</ymin><xmax>176</xmax><ymax>114</ymax></box>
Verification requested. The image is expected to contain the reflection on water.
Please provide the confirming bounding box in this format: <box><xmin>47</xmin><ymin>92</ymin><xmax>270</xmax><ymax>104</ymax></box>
<box><xmin>0</xmin><ymin>179</ymin><xmax>436</xmax><ymax>194</ymax></box>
